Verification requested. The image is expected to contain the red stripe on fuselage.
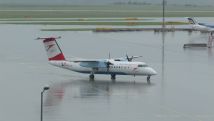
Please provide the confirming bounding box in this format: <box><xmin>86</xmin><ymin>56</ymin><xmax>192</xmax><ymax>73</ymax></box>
<box><xmin>49</xmin><ymin>53</ymin><xmax>65</xmax><ymax>61</ymax></box>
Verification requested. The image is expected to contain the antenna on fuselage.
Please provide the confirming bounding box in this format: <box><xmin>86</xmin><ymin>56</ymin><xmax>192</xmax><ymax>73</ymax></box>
<box><xmin>108</xmin><ymin>52</ymin><xmax>111</xmax><ymax>59</ymax></box>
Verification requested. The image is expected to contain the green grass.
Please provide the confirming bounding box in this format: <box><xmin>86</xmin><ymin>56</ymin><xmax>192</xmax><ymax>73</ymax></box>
<box><xmin>0</xmin><ymin>5</ymin><xmax>214</xmax><ymax>19</ymax></box>
<box><xmin>0</xmin><ymin>5</ymin><xmax>213</xmax><ymax>27</ymax></box>
<box><xmin>5</xmin><ymin>21</ymin><xmax>189</xmax><ymax>26</ymax></box>
<box><xmin>0</xmin><ymin>18</ymin><xmax>152</xmax><ymax>21</ymax></box>
<box><xmin>1</xmin><ymin>10</ymin><xmax>214</xmax><ymax>19</ymax></box>
<box><xmin>41</xmin><ymin>28</ymin><xmax>93</xmax><ymax>31</ymax></box>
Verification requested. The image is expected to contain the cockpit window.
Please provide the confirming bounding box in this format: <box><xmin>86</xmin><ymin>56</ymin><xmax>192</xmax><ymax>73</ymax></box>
<box><xmin>138</xmin><ymin>64</ymin><xmax>148</xmax><ymax>67</ymax></box>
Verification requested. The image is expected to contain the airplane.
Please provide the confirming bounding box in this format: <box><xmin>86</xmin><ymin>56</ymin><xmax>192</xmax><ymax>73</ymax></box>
<box><xmin>37</xmin><ymin>37</ymin><xmax>157</xmax><ymax>83</ymax></box>
<box><xmin>187</xmin><ymin>17</ymin><xmax>214</xmax><ymax>31</ymax></box>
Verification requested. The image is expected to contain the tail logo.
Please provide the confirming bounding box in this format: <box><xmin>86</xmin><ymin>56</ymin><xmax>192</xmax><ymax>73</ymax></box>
<box><xmin>46</xmin><ymin>44</ymin><xmax>55</xmax><ymax>51</ymax></box>
<box><xmin>38</xmin><ymin>37</ymin><xmax>65</xmax><ymax>61</ymax></box>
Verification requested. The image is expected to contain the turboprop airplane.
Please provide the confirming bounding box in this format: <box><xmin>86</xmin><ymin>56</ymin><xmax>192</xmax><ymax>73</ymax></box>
<box><xmin>38</xmin><ymin>37</ymin><xmax>157</xmax><ymax>83</ymax></box>
<box><xmin>187</xmin><ymin>17</ymin><xmax>214</xmax><ymax>31</ymax></box>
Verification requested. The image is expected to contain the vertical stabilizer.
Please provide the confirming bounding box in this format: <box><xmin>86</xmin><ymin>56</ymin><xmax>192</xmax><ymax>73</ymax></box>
<box><xmin>38</xmin><ymin>37</ymin><xmax>65</xmax><ymax>61</ymax></box>
<box><xmin>187</xmin><ymin>17</ymin><xmax>198</xmax><ymax>25</ymax></box>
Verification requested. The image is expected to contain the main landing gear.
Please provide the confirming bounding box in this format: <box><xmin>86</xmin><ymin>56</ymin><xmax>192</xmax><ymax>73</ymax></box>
<box><xmin>147</xmin><ymin>76</ymin><xmax>151</xmax><ymax>84</ymax></box>
<box><xmin>111</xmin><ymin>74</ymin><xmax>116</xmax><ymax>81</ymax></box>
<box><xmin>89</xmin><ymin>74</ymin><xmax>95</xmax><ymax>81</ymax></box>
<box><xmin>89</xmin><ymin>74</ymin><xmax>116</xmax><ymax>82</ymax></box>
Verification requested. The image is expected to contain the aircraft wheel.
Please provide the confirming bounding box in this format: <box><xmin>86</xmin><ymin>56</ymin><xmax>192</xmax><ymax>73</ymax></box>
<box><xmin>111</xmin><ymin>74</ymin><xmax>116</xmax><ymax>80</ymax></box>
<box><xmin>89</xmin><ymin>74</ymin><xmax>95</xmax><ymax>80</ymax></box>
<box><xmin>147</xmin><ymin>76</ymin><xmax>151</xmax><ymax>84</ymax></box>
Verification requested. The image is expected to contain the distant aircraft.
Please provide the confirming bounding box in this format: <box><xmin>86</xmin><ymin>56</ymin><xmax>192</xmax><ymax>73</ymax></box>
<box><xmin>187</xmin><ymin>17</ymin><xmax>214</xmax><ymax>31</ymax></box>
<box><xmin>38</xmin><ymin>37</ymin><xmax>157</xmax><ymax>83</ymax></box>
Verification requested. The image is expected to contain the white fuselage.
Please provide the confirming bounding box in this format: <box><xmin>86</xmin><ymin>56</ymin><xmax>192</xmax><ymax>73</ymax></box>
<box><xmin>192</xmin><ymin>24</ymin><xmax>210</xmax><ymax>31</ymax></box>
<box><xmin>49</xmin><ymin>60</ymin><xmax>157</xmax><ymax>76</ymax></box>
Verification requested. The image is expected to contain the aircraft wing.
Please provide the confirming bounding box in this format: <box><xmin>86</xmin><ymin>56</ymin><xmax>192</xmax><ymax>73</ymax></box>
<box><xmin>113</xmin><ymin>55</ymin><xmax>142</xmax><ymax>62</ymax></box>
<box><xmin>71</xmin><ymin>59</ymin><xmax>107</xmax><ymax>68</ymax></box>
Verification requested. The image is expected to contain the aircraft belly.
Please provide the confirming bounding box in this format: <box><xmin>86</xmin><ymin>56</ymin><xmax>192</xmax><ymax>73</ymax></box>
<box><xmin>71</xmin><ymin>67</ymin><xmax>128</xmax><ymax>75</ymax></box>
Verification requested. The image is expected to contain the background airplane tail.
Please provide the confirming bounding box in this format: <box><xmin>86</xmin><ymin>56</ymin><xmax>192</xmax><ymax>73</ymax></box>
<box><xmin>38</xmin><ymin>37</ymin><xmax>65</xmax><ymax>61</ymax></box>
<box><xmin>187</xmin><ymin>17</ymin><xmax>198</xmax><ymax>25</ymax></box>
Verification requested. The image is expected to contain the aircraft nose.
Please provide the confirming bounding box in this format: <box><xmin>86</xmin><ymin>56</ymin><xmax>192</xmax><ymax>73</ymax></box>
<box><xmin>146</xmin><ymin>67</ymin><xmax>157</xmax><ymax>75</ymax></box>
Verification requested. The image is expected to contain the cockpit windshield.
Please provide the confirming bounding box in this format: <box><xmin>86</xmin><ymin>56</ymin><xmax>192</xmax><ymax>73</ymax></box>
<box><xmin>138</xmin><ymin>64</ymin><xmax>148</xmax><ymax>67</ymax></box>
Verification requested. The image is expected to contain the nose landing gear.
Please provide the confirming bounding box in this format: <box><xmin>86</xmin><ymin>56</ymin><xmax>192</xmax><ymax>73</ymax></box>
<box><xmin>147</xmin><ymin>76</ymin><xmax>151</xmax><ymax>84</ymax></box>
<box><xmin>89</xmin><ymin>74</ymin><xmax>95</xmax><ymax>81</ymax></box>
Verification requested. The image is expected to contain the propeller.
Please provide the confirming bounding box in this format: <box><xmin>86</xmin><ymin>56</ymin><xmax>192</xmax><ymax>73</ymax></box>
<box><xmin>104</xmin><ymin>52</ymin><xmax>113</xmax><ymax>71</ymax></box>
<box><xmin>126</xmin><ymin>54</ymin><xmax>133</xmax><ymax>62</ymax></box>
<box><xmin>126</xmin><ymin>54</ymin><xmax>142</xmax><ymax>62</ymax></box>
<box><xmin>105</xmin><ymin>60</ymin><xmax>113</xmax><ymax>71</ymax></box>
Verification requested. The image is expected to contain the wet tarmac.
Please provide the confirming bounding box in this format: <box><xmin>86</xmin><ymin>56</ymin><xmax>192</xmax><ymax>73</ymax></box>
<box><xmin>0</xmin><ymin>24</ymin><xmax>214</xmax><ymax>121</ymax></box>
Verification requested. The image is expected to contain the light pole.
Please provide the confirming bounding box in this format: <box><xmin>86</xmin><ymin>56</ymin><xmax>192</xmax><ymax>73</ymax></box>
<box><xmin>162</xmin><ymin>0</ymin><xmax>166</xmax><ymax>29</ymax></box>
<box><xmin>161</xmin><ymin>0</ymin><xmax>166</xmax><ymax>97</ymax></box>
<box><xmin>41</xmin><ymin>85</ymin><xmax>50</xmax><ymax>121</ymax></box>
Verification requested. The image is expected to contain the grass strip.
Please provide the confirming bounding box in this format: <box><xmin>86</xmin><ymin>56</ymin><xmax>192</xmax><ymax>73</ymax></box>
<box><xmin>3</xmin><ymin>21</ymin><xmax>189</xmax><ymax>26</ymax></box>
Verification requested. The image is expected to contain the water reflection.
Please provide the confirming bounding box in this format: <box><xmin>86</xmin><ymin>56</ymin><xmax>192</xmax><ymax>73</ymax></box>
<box><xmin>45</xmin><ymin>83</ymin><xmax>65</xmax><ymax>106</ymax></box>
<box><xmin>45</xmin><ymin>79</ymin><xmax>154</xmax><ymax>106</ymax></box>
<box><xmin>161</xmin><ymin>30</ymin><xmax>165</xmax><ymax>83</ymax></box>
<box><xmin>208</xmin><ymin>48</ymin><xmax>214</xmax><ymax>57</ymax></box>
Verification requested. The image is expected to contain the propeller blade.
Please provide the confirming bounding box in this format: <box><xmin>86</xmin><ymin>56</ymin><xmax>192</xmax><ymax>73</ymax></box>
<box><xmin>126</xmin><ymin>54</ymin><xmax>131</xmax><ymax>62</ymax></box>
<box><xmin>105</xmin><ymin>60</ymin><xmax>114</xmax><ymax>71</ymax></box>
<box><xmin>125</xmin><ymin>54</ymin><xmax>142</xmax><ymax>62</ymax></box>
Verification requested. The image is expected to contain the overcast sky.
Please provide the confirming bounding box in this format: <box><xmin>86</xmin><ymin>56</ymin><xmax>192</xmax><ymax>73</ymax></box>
<box><xmin>0</xmin><ymin>0</ymin><xmax>213</xmax><ymax>6</ymax></box>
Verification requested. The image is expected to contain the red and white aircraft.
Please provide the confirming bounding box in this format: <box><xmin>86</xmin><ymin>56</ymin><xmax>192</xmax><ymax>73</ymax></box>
<box><xmin>38</xmin><ymin>37</ymin><xmax>157</xmax><ymax>83</ymax></box>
